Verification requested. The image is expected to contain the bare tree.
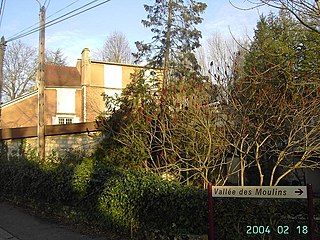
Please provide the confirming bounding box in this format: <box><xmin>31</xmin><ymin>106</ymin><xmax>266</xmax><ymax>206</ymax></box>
<box><xmin>3</xmin><ymin>40</ymin><xmax>37</xmax><ymax>101</ymax></box>
<box><xmin>210</xmin><ymin>56</ymin><xmax>320</xmax><ymax>186</ymax></box>
<box><xmin>231</xmin><ymin>0</ymin><xmax>320</xmax><ymax>34</ymax></box>
<box><xmin>94</xmin><ymin>31</ymin><xmax>132</xmax><ymax>64</ymax></box>
<box><xmin>195</xmin><ymin>32</ymin><xmax>246</xmax><ymax>83</ymax></box>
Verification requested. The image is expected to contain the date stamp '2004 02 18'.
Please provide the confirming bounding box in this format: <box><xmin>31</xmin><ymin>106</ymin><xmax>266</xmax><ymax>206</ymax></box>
<box><xmin>245</xmin><ymin>225</ymin><xmax>308</xmax><ymax>235</ymax></box>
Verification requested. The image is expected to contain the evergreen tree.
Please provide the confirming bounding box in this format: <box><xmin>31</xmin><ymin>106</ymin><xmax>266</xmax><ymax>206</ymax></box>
<box><xmin>45</xmin><ymin>49</ymin><xmax>68</xmax><ymax>66</ymax></box>
<box><xmin>134</xmin><ymin>0</ymin><xmax>207</xmax><ymax>85</ymax></box>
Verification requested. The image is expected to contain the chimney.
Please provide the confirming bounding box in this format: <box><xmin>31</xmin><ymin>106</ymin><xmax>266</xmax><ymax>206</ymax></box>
<box><xmin>81</xmin><ymin>48</ymin><xmax>91</xmax><ymax>86</ymax></box>
<box><xmin>80</xmin><ymin>48</ymin><xmax>90</xmax><ymax>123</ymax></box>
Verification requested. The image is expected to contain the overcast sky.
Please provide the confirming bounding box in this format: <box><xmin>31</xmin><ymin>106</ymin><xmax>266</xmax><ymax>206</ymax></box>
<box><xmin>0</xmin><ymin>0</ymin><xmax>273</xmax><ymax>65</ymax></box>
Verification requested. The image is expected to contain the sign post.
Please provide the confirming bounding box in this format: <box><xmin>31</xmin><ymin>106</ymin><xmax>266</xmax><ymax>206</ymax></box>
<box><xmin>208</xmin><ymin>184</ymin><xmax>315</xmax><ymax>239</ymax></box>
<box><xmin>208</xmin><ymin>182</ymin><xmax>214</xmax><ymax>240</ymax></box>
<box><xmin>307</xmin><ymin>184</ymin><xmax>315</xmax><ymax>240</ymax></box>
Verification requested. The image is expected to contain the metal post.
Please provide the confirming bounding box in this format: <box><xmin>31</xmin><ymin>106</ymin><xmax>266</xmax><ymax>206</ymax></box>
<box><xmin>307</xmin><ymin>184</ymin><xmax>315</xmax><ymax>240</ymax></box>
<box><xmin>208</xmin><ymin>182</ymin><xmax>214</xmax><ymax>240</ymax></box>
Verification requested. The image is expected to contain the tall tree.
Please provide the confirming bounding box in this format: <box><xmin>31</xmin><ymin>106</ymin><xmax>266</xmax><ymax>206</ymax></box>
<box><xmin>134</xmin><ymin>0</ymin><xmax>207</xmax><ymax>85</ymax></box>
<box><xmin>95</xmin><ymin>31</ymin><xmax>132</xmax><ymax>64</ymax></box>
<box><xmin>3</xmin><ymin>40</ymin><xmax>37</xmax><ymax>101</ymax></box>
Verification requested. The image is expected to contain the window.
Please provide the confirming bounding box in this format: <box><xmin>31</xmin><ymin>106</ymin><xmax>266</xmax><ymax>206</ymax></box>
<box><xmin>58</xmin><ymin>117</ymin><xmax>73</xmax><ymax>125</ymax></box>
<box><xmin>52</xmin><ymin>115</ymin><xmax>79</xmax><ymax>125</ymax></box>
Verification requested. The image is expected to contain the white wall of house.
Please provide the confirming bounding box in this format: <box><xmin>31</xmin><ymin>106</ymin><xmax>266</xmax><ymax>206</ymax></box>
<box><xmin>104</xmin><ymin>65</ymin><xmax>122</xmax><ymax>89</ymax></box>
<box><xmin>57</xmin><ymin>88</ymin><xmax>76</xmax><ymax>114</ymax></box>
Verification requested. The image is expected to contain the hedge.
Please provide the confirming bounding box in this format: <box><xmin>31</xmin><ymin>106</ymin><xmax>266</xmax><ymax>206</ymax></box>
<box><xmin>0</xmin><ymin>158</ymin><xmax>318</xmax><ymax>239</ymax></box>
<box><xmin>0</xmin><ymin>158</ymin><xmax>208</xmax><ymax>238</ymax></box>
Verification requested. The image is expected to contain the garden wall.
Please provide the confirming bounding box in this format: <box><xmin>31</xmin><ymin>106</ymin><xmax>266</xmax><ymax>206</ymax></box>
<box><xmin>0</xmin><ymin>122</ymin><xmax>102</xmax><ymax>160</ymax></box>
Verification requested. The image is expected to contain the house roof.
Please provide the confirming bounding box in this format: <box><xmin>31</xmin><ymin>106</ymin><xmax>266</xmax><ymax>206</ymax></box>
<box><xmin>45</xmin><ymin>64</ymin><xmax>81</xmax><ymax>87</ymax></box>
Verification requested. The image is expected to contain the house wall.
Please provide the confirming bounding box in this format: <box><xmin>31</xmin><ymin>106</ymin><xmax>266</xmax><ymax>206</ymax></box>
<box><xmin>1</xmin><ymin>93</ymin><xmax>38</xmax><ymax>128</ymax></box>
<box><xmin>76</xmin><ymin>89</ymin><xmax>82</xmax><ymax>121</ymax></box>
<box><xmin>1</xmin><ymin>87</ymin><xmax>82</xmax><ymax>128</ymax></box>
<box><xmin>85</xmin><ymin>86</ymin><xmax>106</xmax><ymax>122</ymax></box>
<box><xmin>50</xmin><ymin>87</ymin><xmax>82</xmax><ymax>124</ymax></box>
<box><xmin>83</xmin><ymin>61</ymin><xmax>147</xmax><ymax>122</ymax></box>
<box><xmin>1</xmin><ymin>48</ymin><xmax>162</xmax><ymax>128</ymax></box>
<box><xmin>91</xmin><ymin>63</ymin><xmax>104</xmax><ymax>86</ymax></box>
<box><xmin>45</xmin><ymin>89</ymin><xmax>57</xmax><ymax>124</ymax></box>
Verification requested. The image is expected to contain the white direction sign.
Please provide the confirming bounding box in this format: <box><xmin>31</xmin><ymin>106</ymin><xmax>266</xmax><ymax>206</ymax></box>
<box><xmin>211</xmin><ymin>186</ymin><xmax>307</xmax><ymax>199</ymax></box>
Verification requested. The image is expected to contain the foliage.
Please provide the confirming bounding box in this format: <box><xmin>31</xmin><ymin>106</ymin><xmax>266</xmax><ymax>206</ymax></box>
<box><xmin>98</xmin><ymin>170</ymin><xmax>208</xmax><ymax>236</ymax></box>
<box><xmin>214</xmin><ymin>10</ymin><xmax>320</xmax><ymax>186</ymax></box>
<box><xmin>0</xmin><ymin>157</ymin><xmax>208</xmax><ymax>237</ymax></box>
<box><xmin>45</xmin><ymin>48</ymin><xmax>68</xmax><ymax>66</ymax></box>
<box><xmin>97</xmin><ymin>66</ymin><xmax>237</xmax><ymax>188</ymax></box>
<box><xmin>134</xmin><ymin>0</ymin><xmax>207</xmax><ymax>71</ymax></box>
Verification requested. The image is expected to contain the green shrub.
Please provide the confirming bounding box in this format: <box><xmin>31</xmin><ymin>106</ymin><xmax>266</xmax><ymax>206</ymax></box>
<box><xmin>97</xmin><ymin>170</ymin><xmax>208</xmax><ymax>237</ymax></box>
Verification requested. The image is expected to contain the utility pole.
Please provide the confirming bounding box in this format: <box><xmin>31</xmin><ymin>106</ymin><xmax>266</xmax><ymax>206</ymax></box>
<box><xmin>0</xmin><ymin>36</ymin><xmax>6</xmax><ymax>129</ymax></box>
<box><xmin>37</xmin><ymin>5</ymin><xmax>46</xmax><ymax>160</ymax></box>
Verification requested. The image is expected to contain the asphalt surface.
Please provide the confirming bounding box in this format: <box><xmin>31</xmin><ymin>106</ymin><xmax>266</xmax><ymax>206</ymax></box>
<box><xmin>0</xmin><ymin>202</ymin><xmax>106</xmax><ymax>240</ymax></box>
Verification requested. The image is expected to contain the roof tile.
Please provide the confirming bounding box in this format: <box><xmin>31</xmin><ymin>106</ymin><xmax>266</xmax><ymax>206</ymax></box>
<box><xmin>45</xmin><ymin>64</ymin><xmax>81</xmax><ymax>87</ymax></box>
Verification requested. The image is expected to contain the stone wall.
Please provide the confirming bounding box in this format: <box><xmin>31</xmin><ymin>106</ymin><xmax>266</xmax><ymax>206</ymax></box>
<box><xmin>0</xmin><ymin>122</ymin><xmax>102</xmax><ymax>161</ymax></box>
<box><xmin>1</xmin><ymin>132</ymin><xmax>102</xmax><ymax>161</ymax></box>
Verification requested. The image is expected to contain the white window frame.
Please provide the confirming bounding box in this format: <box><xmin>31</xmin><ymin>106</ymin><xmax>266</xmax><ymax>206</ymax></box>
<box><xmin>52</xmin><ymin>115</ymin><xmax>80</xmax><ymax>125</ymax></box>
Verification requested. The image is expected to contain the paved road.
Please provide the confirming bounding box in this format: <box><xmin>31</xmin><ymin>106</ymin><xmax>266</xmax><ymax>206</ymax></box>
<box><xmin>0</xmin><ymin>202</ymin><xmax>106</xmax><ymax>240</ymax></box>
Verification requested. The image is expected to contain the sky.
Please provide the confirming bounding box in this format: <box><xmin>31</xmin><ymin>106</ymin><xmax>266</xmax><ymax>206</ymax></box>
<box><xmin>0</xmin><ymin>0</ymin><xmax>274</xmax><ymax>65</ymax></box>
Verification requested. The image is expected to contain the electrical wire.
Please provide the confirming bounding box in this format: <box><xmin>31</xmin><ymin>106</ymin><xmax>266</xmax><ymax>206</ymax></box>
<box><xmin>46</xmin><ymin>0</ymin><xmax>81</xmax><ymax>20</ymax></box>
<box><xmin>7</xmin><ymin>0</ymin><xmax>111</xmax><ymax>43</ymax></box>
<box><xmin>0</xmin><ymin>0</ymin><xmax>6</xmax><ymax>31</ymax></box>
<box><xmin>7</xmin><ymin>0</ymin><xmax>81</xmax><ymax>41</ymax></box>
<box><xmin>7</xmin><ymin>0</ymin><xmax>100</xmax><ymax>42</ymax></box>
<box><xmin>0</xmin><ymin>0</ymin><xmax>4</xmax><ymax>17</ymax></box>
<box><xmin>45</xmin><ymin>0</ymin><xmax>51</xmax><ymax>10</ymax></box>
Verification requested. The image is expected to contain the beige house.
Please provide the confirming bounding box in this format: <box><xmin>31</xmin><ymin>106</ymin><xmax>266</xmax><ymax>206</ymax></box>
<box><xmin>1</xmin><ymin>48</ymin><xmax>153</xmax><ymax>128</ymax></box>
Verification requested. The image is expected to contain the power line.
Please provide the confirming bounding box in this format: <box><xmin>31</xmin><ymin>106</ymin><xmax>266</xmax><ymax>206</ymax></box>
<box><xmin>46</xmin><ymin>0</ymin><xmax>81</xmax><ymax>20</ymax></box>
<box><xmin>46</xmin><ymin>0</ymin><xmax>111</xmax><ymax>28</ymax></box>
<box><xmin>7</xmin><ymin>0</ymin><xmax>111</xmax><ymax>43</ymax></box>
<box><xmin>0</xmin><ymin>0</ymin><xmax>6</xmax><ymax>31</ymax></box>
<box><xmin>45</xmin><ymin>0</ymin><xmax>51</xmax><ymax>10</ymax></box>
<box><xmin>6</xmin><ymin>0</ymin><xmax>81</xmax><ymax>41</ymax></box>
<box><xmin>7</xmin><ymin>0</ymin><xmax>99</xmax><ymax>42</ymax></box>
<box><xmin>0</xmin><ymin>0</ymin><xmax>4</xmax><ymax>17</ymax></box>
